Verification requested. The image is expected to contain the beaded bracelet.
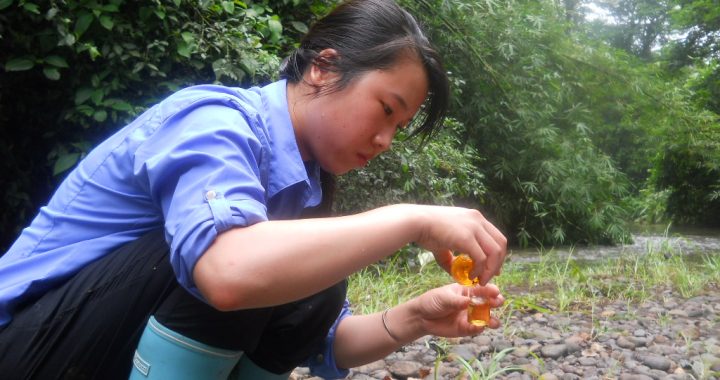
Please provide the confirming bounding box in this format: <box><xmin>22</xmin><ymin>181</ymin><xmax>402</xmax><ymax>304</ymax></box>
<box><xmin>381</xmin><ymin>308</ymin><xmax>401</xmax><ymax>342</ymax></box>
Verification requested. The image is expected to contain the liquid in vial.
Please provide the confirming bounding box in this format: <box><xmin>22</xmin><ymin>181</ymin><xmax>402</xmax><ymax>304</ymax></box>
<box><xmin>467</xmin><ymin>296</ymin><xmax>491</xmax><ymax>327</ymax></box>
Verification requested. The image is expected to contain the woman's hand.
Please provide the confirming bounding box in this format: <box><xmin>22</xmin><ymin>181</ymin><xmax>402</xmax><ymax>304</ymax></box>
<box><xmin>410</xmin><ymin>205</ymin><xmax>507</xmax><ymax>286</ymax></box>
<box><xmin>414</xmin><ymin>283</ymin><xmax>504</xmax><ymax>338</ymax></box>
<box><xmin>333</xmin><ymin>282</ymin><xmax>504</xmax><ymax>368</ymax></box>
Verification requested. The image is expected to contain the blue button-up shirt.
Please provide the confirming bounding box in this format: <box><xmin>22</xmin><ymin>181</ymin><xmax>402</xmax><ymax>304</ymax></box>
<box><xmin>0</xmin><ymin>80</ymin><xmax>349</xmax><ymax>378</ymax></box>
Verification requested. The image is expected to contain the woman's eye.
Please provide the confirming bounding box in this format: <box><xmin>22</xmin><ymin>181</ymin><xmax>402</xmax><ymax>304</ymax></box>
<box><xmin>382</xmin><ymin>103</ymin><xmax>393</xmax><ymax>116</ymax></box>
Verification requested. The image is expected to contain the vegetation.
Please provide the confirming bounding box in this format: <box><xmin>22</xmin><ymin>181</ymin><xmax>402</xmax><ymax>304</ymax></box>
<box><xmin>1</xmin><ymin>0</ymin><xmax>719</xmax><ymax>251</ymax></box>
<box><xmin>347</xmin><ymin>243</ymin><xmax>720</xmax><ymax>316</ymax></box>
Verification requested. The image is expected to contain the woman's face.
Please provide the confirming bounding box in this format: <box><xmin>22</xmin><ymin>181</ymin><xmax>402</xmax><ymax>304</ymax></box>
<box><xmin>293</xmin><ymin>55</ymin><xmax>429</xmax><ymax>175</ymax></box>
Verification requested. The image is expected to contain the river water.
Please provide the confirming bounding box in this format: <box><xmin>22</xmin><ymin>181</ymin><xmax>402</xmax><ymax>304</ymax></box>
<box><xmin>508</xmin><ymin>225</ymin><xmax>720</xmax><ymax>263</ymax></box>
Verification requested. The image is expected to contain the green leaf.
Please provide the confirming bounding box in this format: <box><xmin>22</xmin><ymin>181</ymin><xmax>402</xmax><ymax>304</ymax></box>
<box><xmin>172</xmin><ymin>0</ymin><xmax>181</xmax><ymax>6</ymax></box>
<box><xmin>108</xmin><ymin>100</ymin><xmax>132</xmax><ymax>112</ymax></box>
<box><xmin>46</xmin><ymin>6</ymin><xmax>58</xmax><ymax>19</ymax></box>
<box><xmin>43</xmin><ymin>67</ymin><xmax>60</xmax><ymax>80</ymax></box>
<box><xmin>5</xmin><ymin>57</ymin><xmax>35</xmax><ymax>71</ymax></box>
<box><xmin>74</xmin><ymin>87</ymin><xmax>94</xmax><ymax>105</ymax></box>
<box><xmin>154</xmin><ymin>9</ymin><xmax>165</xmax><ymax>20</ymax></box>
<box><xmin>268</xmin><ymin>18</ymin><xmax>282</xmax><ymax>40</ymax></box>
<box><xmin>290</xmin><ymin>21</ymin><xmax>308</xmax><ymax>34</ymax></box>
<box><xmin>221</xmin><ymin>0</ymin><xmax>234</xmax><ymax>13</ymax></box>
<box><xmin>0</xmin><ymin>0</ymin><xmax>14</xmax><ymax>11</ymax></box>
<box><xmin>53</xmin><ymin>153</ymin><xmax>80</xmax><ymax>176</ymax></box>
<box><xmin>75</xmin><ymin>104</ymin><xmax>94</xmax><ymax>116</ymax></box>
<box><xmin>22</xmin><ymin>2</ymin><xmax>39</xmax><ymax>14</ymax></box>
<box><xmin>177</xmin><ymin>41</ymin><xmax>192</xmax><ymax>58</ymax></box>
<box><xmin>100</xmin><ymin>4</ymin><xmax>119</xmax><ymax>12</ymax></box>
<box><xmin>99</xmin><ymin>15</ymin><xmax>114</xmax><ymax>30</ymax></box>
<box><xmin>93</xmin><ymin>110</ymin><xmax>108</xmax><ymax>122</ymax></box>
<box><xmin>180</xmin><ymin>32</ymin><xmax>194</xmax><ymax>43</ymax></box>
<box><xmin>74</xmin><ymin>11</ymin><xmax>94</xmax><ymax>37</ymax></box>
<box><xmin>61</xmin><ymin>33</ymin><xmax>76</xmax><ymax>46</ymax></box>
<box><xmin>44</xmin><ymin>55</ymin><xmax>69</xmax><ymax>68</ymax></box>
<box><xmin>91</xmin><ymin>89</ymin><xmax>104</xmax><ymax>105</ymax></box>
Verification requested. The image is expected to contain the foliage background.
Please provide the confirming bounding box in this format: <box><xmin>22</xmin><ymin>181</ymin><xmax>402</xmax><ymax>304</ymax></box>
<box><xmin>1</xmin><ymin>0</ymin><xmax>719</xmax><ymax>253</ymax></box>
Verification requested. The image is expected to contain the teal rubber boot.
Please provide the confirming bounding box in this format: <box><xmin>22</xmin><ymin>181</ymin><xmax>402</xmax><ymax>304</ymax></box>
<box><xmin>129</xmin><ymin>316</ymin><xmax>243</xmax><ymax>379</ymax></box>
<box><xmin>228</xmin><ymin>356</ymin><xmax>290</xmax><ymax>380</ymax></box>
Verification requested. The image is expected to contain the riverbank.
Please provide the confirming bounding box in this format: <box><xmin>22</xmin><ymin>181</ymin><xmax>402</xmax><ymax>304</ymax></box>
<box><xmin>292</xmin><ymin>238</ymin><xmax>720</xmax><ymax>379</ymax></box>
<box><xmin>293</xmin><ymin>284</ymin><xmax>719</xmax><ymax>380</ymax></box>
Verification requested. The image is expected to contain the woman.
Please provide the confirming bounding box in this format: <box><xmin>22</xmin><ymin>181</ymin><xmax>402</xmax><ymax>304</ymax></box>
<box><xmin>0</xmin><ymin>0</ymin><xmax>507</xmax><ymax>379</ymax></box>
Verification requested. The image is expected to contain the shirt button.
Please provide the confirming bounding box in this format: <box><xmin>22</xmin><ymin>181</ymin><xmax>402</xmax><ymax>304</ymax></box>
<box><xmin>206</xmin><ymin>190</ymin><xmax>217</xmax><ymax>200</ymax></box>
<box><xmin>316</xmin><ymin>354</ymin><xmax>324</xmax><ymax>363</ymax></box>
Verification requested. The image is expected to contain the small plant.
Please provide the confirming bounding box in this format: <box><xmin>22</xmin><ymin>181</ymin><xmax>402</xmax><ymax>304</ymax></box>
<box><xmin>656</xmin><ymin>311</ymin><xmax>672</xmax><ymax>329</ymax></box>
<box><xmin>426</xmin><ymin>338</ymin><xmax>451</xmax><ymax>380</ymax></box>
<box><xmin>455</xmin><ymin>347</ymin><xmax>521</xmax><ymax>380</ymax></box>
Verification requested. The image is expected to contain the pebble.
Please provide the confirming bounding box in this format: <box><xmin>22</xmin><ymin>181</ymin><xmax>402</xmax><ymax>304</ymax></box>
<box><xmin>292</xmin><ymin>289</ymin><xmax>719</xmax><ymax>379</ymax></box>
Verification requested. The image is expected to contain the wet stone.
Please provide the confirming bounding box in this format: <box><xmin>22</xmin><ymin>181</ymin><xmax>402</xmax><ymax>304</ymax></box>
<box><xmin>491</xmin><ymin>338</ymin><xmax>513</xmax><ymax>352</ymax></box>
<box><xmin>634</xmin><ymin>352</ymin><xmax>672</xmax><ymax>371</ymax></box>
<box><xmin>388</xmin><ymin>360</ymin><xmax>423</xmax><ymax>378</ymax></box>
<box><xmin>619</xmin><ymin>374</ymin><xmax>654</xmax><ymax>380</ymax></box>
<box><xmin>539</xmin><ymin>373</ymin><xmax>559</xmax><ymax>380</ymax></box>
<box><xmin>578</xmin><ymin>357</ymin><xmax>597</xmax><ymax>366</ymax></box>
<box><xmin>450</xmin><ymin>344</ymin><xmax>478</xmax><ymax>360</ymax></box>
<box><xmin>541</xmin><ymin>344</ymin><xmax>568</xmax><ymax>359</ymax></box>
<box><xmin>617</xmin><ymin>336</ymin><xmax>637</xmax><ymax>349</ymax></box>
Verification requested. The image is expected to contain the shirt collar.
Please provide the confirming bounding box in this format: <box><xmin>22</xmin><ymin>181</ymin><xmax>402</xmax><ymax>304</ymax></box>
<box><xmin>260</xmin><ymin>80</ymin><xmax>322</xmax><ymax>208</ymax></box>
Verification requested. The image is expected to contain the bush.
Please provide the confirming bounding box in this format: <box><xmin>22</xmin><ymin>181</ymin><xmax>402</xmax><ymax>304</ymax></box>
<box><xmin>335</xmin><ymin>119</ymin><xmax>487</xmax><ymax>213</ymax></box>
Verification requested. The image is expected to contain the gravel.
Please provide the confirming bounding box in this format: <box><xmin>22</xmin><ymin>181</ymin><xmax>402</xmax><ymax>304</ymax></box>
<box><xmin>291</xmin><ymin>289</ymin><xmax>720</xmax><ymax>379</ymax></box>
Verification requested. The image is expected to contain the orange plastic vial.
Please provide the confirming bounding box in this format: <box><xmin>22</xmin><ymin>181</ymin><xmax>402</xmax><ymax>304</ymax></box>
<box><xmin>451</xmin><ymin>254</ymin><xmax>491</xmax><ymax>326</ymax></box>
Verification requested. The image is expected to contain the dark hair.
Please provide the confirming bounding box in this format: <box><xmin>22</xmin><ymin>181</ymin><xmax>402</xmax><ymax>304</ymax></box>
<box><xmin>280</xmin><ymin>0</ymin><xmax>449</xmax><ymax>141</ymax></box>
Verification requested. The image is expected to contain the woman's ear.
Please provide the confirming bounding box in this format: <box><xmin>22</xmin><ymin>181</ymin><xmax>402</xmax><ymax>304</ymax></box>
<box><xmin>307</xmin><ymin>48</ymin><xmax>340</xmax><ymax>87</ymax></box>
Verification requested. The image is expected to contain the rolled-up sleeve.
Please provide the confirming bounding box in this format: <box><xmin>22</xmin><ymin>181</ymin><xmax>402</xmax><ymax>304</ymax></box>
<box><xmin>134</xmin><ymin>98</ymin><xmax>268</xmax><ymax>300</ymax></box>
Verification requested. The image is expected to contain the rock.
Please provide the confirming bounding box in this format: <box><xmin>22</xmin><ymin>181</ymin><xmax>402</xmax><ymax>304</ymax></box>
<box><xmin>648</xmin><ymin>344</ymin><xmax>677</xmax><ymax>356</ymax></box>
<box><xmin>530</xmin><ymin>328</ymin><xmax>559</xmax><ymax>341</ymax></box>
<box><xmin>388</xmin><ymin>360</ymin><xmax>423</xmax><ymax>378</ymax></box>
<box><xmin>541</xmin><ymin>344</ymin><xmax>568</xmax><ymax>359</ymax></box>
<box><xmin>600</xmin><ymin>309</ymin><xmax>616</xmax><ymax>318</ymax></box>
<box><xmin>619</xmin><ymin>374</ymin><xmax>654</xmax><ymax>380</ymax></box>
<box><xmin>578</xmin><ymin>357</ymin><xmax>597</xmax><ymax>366</ymax></box>
<box><xmin>560</xmin><ymin>374</ymin><xmax>580</xmax><ymax>380</ymax></box>
<box><xmin>617</xmin><ymin>336</ymin><xmax>637</xmax><ymax>349</ymax></box>
<box><xmin>668</xmin><ymin>309</ymin><xmax>688</xmax><ymax>317</ymax></box>
<box><xmin>710</xmin><ymin>361</ymin><xmax>720</xmax><ymax>372</ymax></box>
<box><xmin>491</xmin><ymin>338</ymin><xmax>513</xmax><ymax>352</ymax></box>
<box><xmin>539</xmin><ymin>373</ymin><xmax>559</xmax><ymax>380</ymax></box>
<box><xmin>686</xmin><ymin>308</ymin><xmax>705</xmax><ymax>318</ymax></box>
<box><xmin>634</xmin><ymin>352</ymin><xmax>672</xmax><ymax>371</ymax></box>
<box><xmin>353</xmin><ymin>359</ymin><xmax>386</xmax><ymax>373</ymax></box>
<box><xmin>450</xmin><ymin>344</ymin><xmax>478</xmax><ymax>361</ymax></box>
<box><xmin>513</xmin><ymin>346</ymin><xmax>531</xmax><ymax>358</ymax></box>
<box><xmin>634</xmin><ymin>329</ymin><xmax>647</xmax><ymax>337</ymax></box>
<box><xmin>472</xmin><ymin>335</ymin><xmax>492</xmax><ymax>346</ymax></box>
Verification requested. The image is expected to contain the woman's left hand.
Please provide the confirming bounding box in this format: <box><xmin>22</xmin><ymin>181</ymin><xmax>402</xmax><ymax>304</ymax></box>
<box><xmin>415</xmin><ymin>283</ymin><xmax>504</xmax><ymax>337</ymax></box>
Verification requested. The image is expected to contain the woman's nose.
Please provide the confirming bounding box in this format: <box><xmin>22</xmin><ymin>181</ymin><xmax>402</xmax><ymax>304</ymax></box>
<box><xmin>373</xmin><ymin>126</ymin><xmax>395</xmax><ymax>151</ymax></box>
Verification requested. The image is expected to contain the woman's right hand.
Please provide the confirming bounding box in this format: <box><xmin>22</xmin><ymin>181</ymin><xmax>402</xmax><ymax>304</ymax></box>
<box><xmin>409</xmin><ymin>205</ymin><xmax>507</xmax><ymax>286</ymax></box>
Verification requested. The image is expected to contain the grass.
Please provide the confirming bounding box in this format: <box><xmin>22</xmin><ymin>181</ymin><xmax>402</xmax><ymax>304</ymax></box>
<box><xmin>455</xmin><ymin>348</ymin><xmax>520</xmax><ymax>380</ymax></box>
<box><xmin>348</xmin><ymin>242</ymin><xmax>720</xmax><ymax>315</ymax></box>
<box><xmin>346</xmin><ymin>242</ymin><xmax>719</xmax><ymax>378</ymax></box>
